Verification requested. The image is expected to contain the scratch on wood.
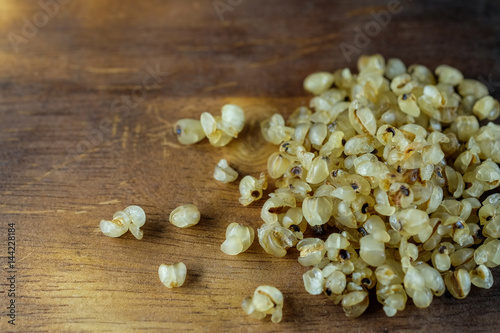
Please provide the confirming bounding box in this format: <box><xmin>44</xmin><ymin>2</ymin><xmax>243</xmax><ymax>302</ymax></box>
<box><xmin>75</xmin><ymin>211</ymin><xmax>88</xmax><ymax>215</ymax></box>
<box><xmin>81</xmin><ymin>66</ymin><xmax>138</xmax><ymax>74</ymax></box>
<box><xmin>249</xmin><ymin>44</ymin><xmax>332</xmax><ymax>68</ymax></box>
<box><xmin>176</xmin><ymin>45</ymin><xmax>211</xmax><ymax>52</ymax></box>
<box><xmin>203</xmin><ymin>81</ymin><xmax>237</xmax><ymax>92</ymax></box>
<box><xmin>246</xmin><ymin>33</ymin><xmax>338</xmax><ymax>47</ymax></box>
<box><xmin>33</xmin><ymin>141</ymin><xmax>114</xmax><ymax>182</ymax></box>
<box><xmin>17</xmin><ymin>252</ymin><xmax>32</xmax><ymax>264</ymax></box>
<box><xmin>4</xmin><ymin>210</ymin><xmax>58</xmax><ymax>214</ymax></box>
<box><xmin>95</xmin><ymin>84</ymin><xmax>161</xmax><ymax>91</ymax></box>
<box><xmin>2</xmin><ymin>139</ymin><xmax>120</xmax><ymax>196</ymax></box>
<box><xmin>145</xmin><ymin>104</ymin><xmax>154</xmax><ymax>115</ymax></box>
<box><xmin>133</xmin><ymin>123</ymin><xmax>141</xmax><ymax>150</ymax></box>
<box><xmin>69</xmin><ymin>64</ymin><xmax>138</xmax><ymax>74</ymax></box>
<box><xmin>161</xmin><ymin>137</ymin><xmax>182</xmax><ymax>149</ymax></box>
<box><xmin>112</xmin><ymin>114</ymin><xmax>120</xmax><ymax>137</ymax></box>
<box><xmin>146</xmin><ymin>124</ymin><xmax>168</xmax><ymax>134</ymax></box>
<box><xmin>98</xmin><ymin>199</ymin><xmax>120</xmax><ymax>205</ymax></box>
<box><xmin>153</xmin><ymin>106</ymin><xmax>171</xmax><ymax>125</ymax></box>
<box><xmin>299</xmin><ymin>32</ymin><xmax>339</xmax><ymax>46</ymax></box>
<box><xmin>2</xmin><ymin>127</ymin><xmax>34</xmax><ymax>133</ymax></box>
<box><xmin>121</xmin><ymin>125</ymin><xmax>129</xmax><ymax>149</ymax></box>
<box><xmin>177</xmin><ymin>33</ymin><xmax>338</xmax><ymax>54</ymax></box>
<box><xmin>162</xmin><ymin>137</ymin><xmax>169</xmax><ymax>158</ymax></box>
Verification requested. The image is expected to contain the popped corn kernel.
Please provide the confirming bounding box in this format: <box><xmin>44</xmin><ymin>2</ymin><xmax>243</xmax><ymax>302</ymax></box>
<box><xmin>169</xmin><ymin>204</ymin><xmax>200</xmax><ymax>228</ymax></box>
<box><xmin>99</xmin><ymin>205</ymin><xmax>146</xmax><ymax>240</ymax></box>
<box><xmin>242</xmin><ymin>285</ymin><xmax>283</xmax><ymax>323</ymax></box>
<box><xmin>303</xmin><ymin>72</ymin><xmax>334</xmax><ymax>95</ymax></box>
<box><xmin>221</xmin><ymin>223</ymin><xmax>255</xmax><ymax>255</ymax></box>
<box><xmin>174</xmin><ymin>118</ymin><xmax>206</xmax><ymax>145</ymax></box>
<box><xmin>214</xmin><ymin>159</ymin><xmax>238</xmax><ymax>183</ymax></box>
<box><xmin>239</xmin><ymin>173</ymin><xmax>268</xmax><ymax>206</ymax></box>
<box><xmin>158</xmin><ymin>262</ymin><xmax>187</xmax><ymax>288</ymax></box>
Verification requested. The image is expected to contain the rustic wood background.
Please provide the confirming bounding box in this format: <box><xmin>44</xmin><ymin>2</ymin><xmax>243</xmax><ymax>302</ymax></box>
<box><xmin>1</xmin><ymin>0</ymin><xmax>500</xmax><ymax>332</ymax></box>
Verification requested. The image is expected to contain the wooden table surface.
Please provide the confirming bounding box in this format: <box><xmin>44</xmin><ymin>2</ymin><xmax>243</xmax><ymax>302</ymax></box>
<box><xmin>1</xmin><ymin>0</ymin><xmax>500</xmax><ymax>332</ymax></box>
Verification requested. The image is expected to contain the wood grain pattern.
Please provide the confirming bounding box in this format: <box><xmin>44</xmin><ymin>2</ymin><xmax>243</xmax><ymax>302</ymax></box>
<box><xmin>1</xmin><ymin>0</ymin><xmax>500</xmax><ymax>332</ymax></box>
